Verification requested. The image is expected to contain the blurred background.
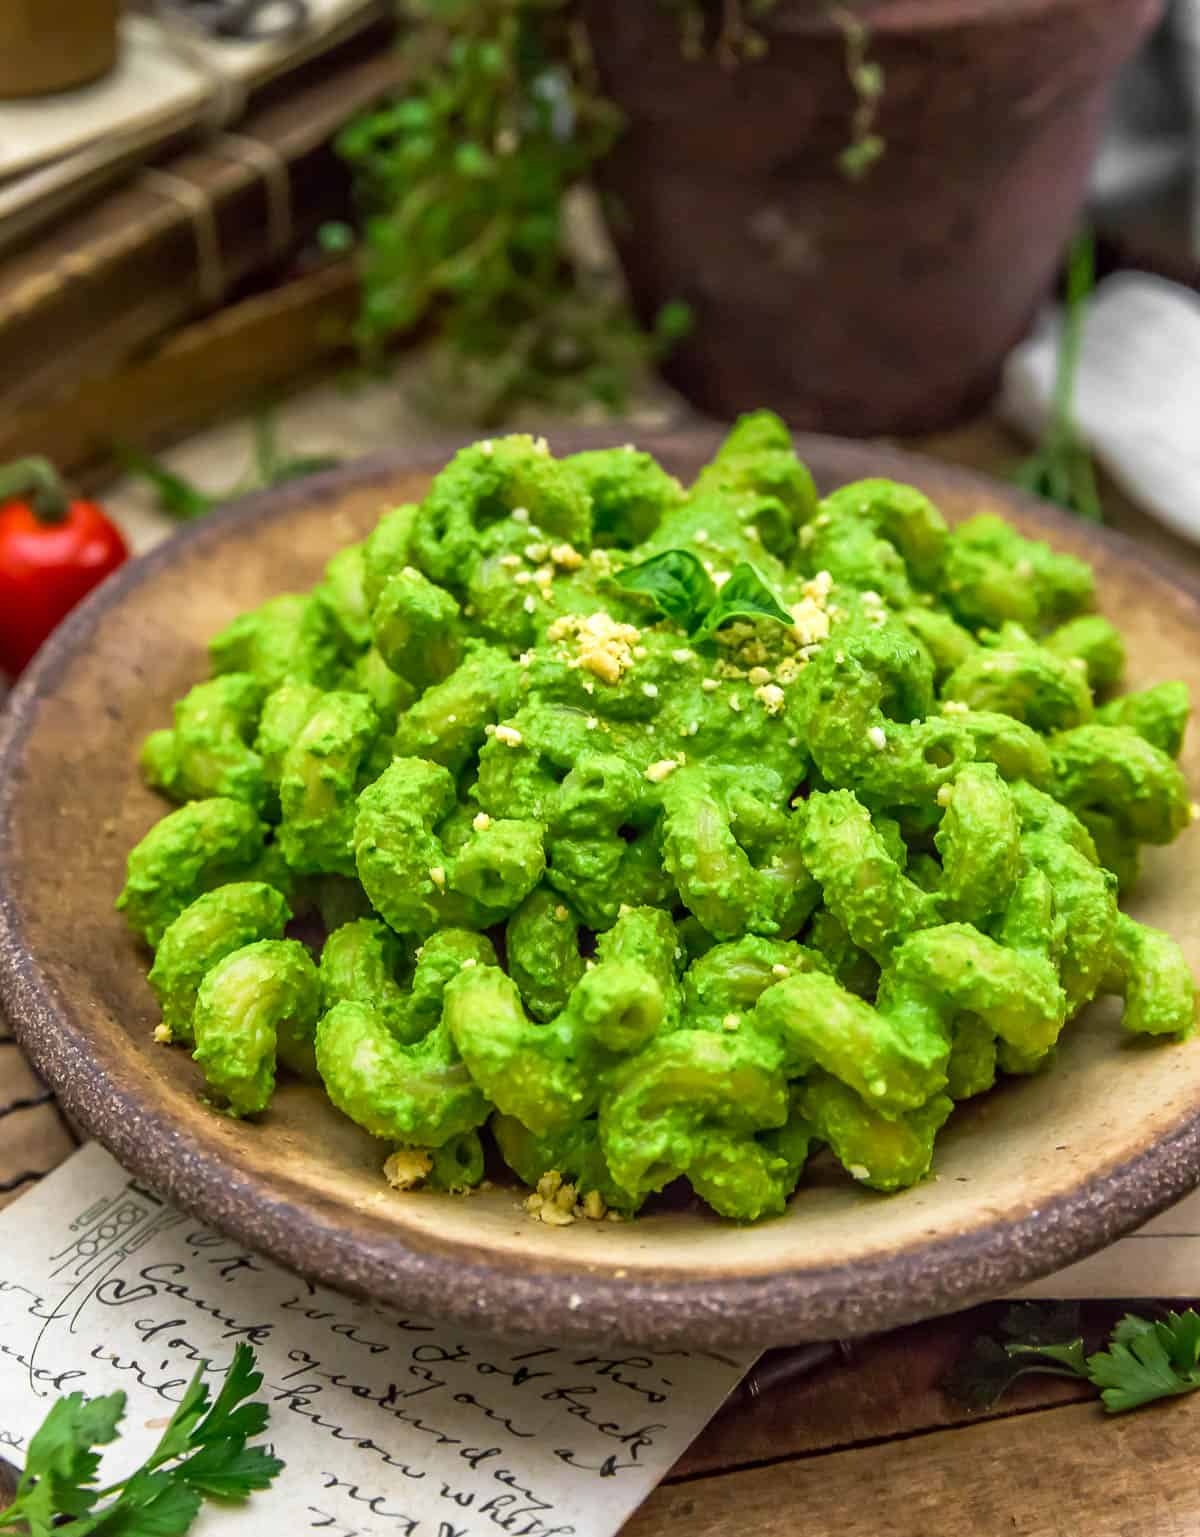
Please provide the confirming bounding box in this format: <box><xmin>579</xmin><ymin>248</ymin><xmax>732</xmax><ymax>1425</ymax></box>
<box><xmin>1</xmin><ymin>0</ymin><xmax>1199</xmax><ymax>663</ymax></box>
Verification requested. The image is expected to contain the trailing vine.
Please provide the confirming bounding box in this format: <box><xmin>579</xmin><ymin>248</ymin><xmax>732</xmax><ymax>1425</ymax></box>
<box><xmin>333</xmin><ymin>1</ymin><xmax>882</xmax><ymax>421</ymax></box>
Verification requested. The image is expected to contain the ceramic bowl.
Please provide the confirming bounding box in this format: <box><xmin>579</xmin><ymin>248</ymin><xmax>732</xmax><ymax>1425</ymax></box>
<box><xmin>2</xmin><ymin>428</ymin><xmax>1199</xmax><ymax>1347</ymax></box>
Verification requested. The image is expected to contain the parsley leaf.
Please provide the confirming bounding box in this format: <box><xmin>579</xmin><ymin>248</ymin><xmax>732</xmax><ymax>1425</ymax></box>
<box><xmin>946</xmin><ymin>1306</ymin><xmax>1200</xmax><ymax>1419</ymax></box>
<box><xmin>693</xmin><ymin>561</ymin><xmax>793</xmax><ymax>639</ymax></box>
<box><xmin>1087</xmin><ymin>1310</ymin><xmax>1200</xmax><ymax>1414</ymax></box>
<box><xmin>942</xmin><ymin>1303</ymin><xmax>1087</xmax><ymax>1411</ymax></box>
<box><xmin>1004</xmin><ymin>1338</ymin><xmax>1089</xmax><ymax>1376</ymax></box>
<box><xmin>0</xmin><ymin>1344</ymin><xmax>283</xmax><ymax>1536</ymax></box>
<box><xmin>615</xmin><ymin>549</ymin><xmax>716</xmax><ymax>630</ymax></box>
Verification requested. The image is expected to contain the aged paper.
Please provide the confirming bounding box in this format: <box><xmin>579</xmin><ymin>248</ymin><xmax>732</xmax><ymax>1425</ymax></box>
<box><xmin>0</xmin><ymin>1145</ymin><xmax>753</xmax><ymax>1537</ymax></box>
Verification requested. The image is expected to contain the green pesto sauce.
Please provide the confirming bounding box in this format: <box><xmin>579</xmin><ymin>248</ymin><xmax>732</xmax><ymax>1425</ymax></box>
<box><xmin>119</xmin><ymin>412</ymin><xmax>1198</xmax><ymax>1223</ymax></box>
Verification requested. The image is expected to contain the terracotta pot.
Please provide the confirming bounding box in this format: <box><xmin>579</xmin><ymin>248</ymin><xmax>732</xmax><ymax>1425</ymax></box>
<box><xmin>583</xmin><ymin>0</ymin><xmax>1164</xmax><ymax>434</ymax></box>
<box><xmin>0</xmin><ymin>0</ymin><xmax>120</xmax><ymax>98</ymax></box>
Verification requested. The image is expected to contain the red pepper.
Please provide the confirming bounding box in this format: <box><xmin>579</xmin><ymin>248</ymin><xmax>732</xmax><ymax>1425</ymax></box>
<box><xmin>0</xmin><ymin>457</ymin><xmax>129</xmax><ymax>678</ymax></box>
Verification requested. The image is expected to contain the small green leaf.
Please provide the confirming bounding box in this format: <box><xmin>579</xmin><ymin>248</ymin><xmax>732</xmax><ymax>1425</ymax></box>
<box><xmin>1111</xmin><ymin>1312</ymin><xmax>1158</xmax><ymax>1347</ymax></box>
<box><xmin>268</xmin><ymin>454</ymin><xmax>342</xmax><ymax>485</ymax></box>
<box><xmin>116</xmin><ymin>446</ymin><xmax>215</xmax><ymax>521</ymax></box>
<box><xmin>189</xmin><ymin>1345</ymin><xmax>267</xmax><ymax>1448</ymax></box>
<box><xmin>615</xmin><ymin>548</ymin><xmax>716</xmax><ymax>630</ymax></box>
<box><xmin>82</xmin><ymin>1470</ymin><xmax>204</xmax><ymax>1537</ymax></box>
<box><xmin>174</xmin><ymin>1440</ymin><xmax>285</xmax><ymax>1500</ymax></box>
<box><xmin>318</xmin><ymin>220</ymin><xmax>355</xmax><ymax>254</ymax></box>
<box><xmin>693</xmin><ymin>561</ymin><xmax>792</xmax><ymax>639</ymax></box>
<box><xmin>837</xmin><ymin>135</ymin><xmax>885</xmax><ymax>181</ymax></box>
<box><xmin>1087</xmin><ymin>1309</ymin><xmax>1200</xmax><ymax>1414</ymax></box>
<box><xmin>654</xmin><ymin>300</ymin><xmax>694</xmax><ymax>346</ymax></box>
<box><xmin>141</xmin><ymin>1362</ymin><xmax>210</xmax><ymax>1470</ymax></box>
<box><xmin>1004</xmin><ymin>1338</ymin><xmax>1089</xmax><ymax>1377</ymax></box>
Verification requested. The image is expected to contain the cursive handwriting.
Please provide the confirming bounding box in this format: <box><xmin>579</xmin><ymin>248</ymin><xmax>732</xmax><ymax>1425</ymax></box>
<box><xmin>0</xmin><ymin>1148</ymin><xmax>755</xmax><ymax>1537</ymax></box>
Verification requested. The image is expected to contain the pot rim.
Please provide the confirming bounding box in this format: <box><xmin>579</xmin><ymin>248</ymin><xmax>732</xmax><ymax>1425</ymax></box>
<box><xmin>767</xmin><ymin>0</ymin><xmax>1160</xmax><ymax>38</ymax></box>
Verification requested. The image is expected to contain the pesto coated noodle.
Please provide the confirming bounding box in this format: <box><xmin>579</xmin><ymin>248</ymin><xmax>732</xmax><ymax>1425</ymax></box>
<box><xmin>118</xmin><ymin>413</ymin><xmax>1198</xmax><ymax>1223</ymax></box>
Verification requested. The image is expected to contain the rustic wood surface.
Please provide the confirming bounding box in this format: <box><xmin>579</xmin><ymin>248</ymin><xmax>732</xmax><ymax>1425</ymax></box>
<box><xmin>2</xmin><ymin>407</ymin><xmax>1199</xmax><ymax>1534</ymax></box>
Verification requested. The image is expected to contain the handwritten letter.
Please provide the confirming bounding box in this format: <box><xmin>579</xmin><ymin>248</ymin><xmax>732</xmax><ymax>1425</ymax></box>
<box><xmin>0</xmin><ymin>1145</ymin><xmax>753</xmax><ymax>1537</ymax></box>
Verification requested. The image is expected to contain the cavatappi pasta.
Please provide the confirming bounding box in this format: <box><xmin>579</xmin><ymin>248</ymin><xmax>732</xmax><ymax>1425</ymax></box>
<box><xmin>119</xmin><ymin>414</ymin><xmax>1197</xmax><ymax>1222</ymax></box>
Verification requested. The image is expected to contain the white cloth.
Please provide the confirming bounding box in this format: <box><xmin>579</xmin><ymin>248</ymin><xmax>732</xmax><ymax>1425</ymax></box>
<box><xmin>1000</xmin><ymin>272</ymin><xmax>1200</xmax><ymax>545</ymax></box>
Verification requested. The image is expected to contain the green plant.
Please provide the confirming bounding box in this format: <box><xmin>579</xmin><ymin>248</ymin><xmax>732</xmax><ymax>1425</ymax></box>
<box><xmin>334</xmin><ymin>0</ymin><xmax>688</xmax><ymax>423</ymax></box>
<box><xmin>118</xmin><ymin>412</ymin><xmax>340</xmax><ymax>520</ymax></box>
<box><xmin>0</xmin><ymin>1344</ymin><xmax>283</xmax><ymax>1535</ymax></box>
<box><xmin>1013</xmin><ymin>229</ymin><xmax>1103</xmax><ymax>522</ymax></box>
<box><xmin>334</xmin><ymin>1</ymin><xmax>881</xmax><ymax>421</ymax></box>
<box><xmin>945</xmin><ymin>1303</ymin><xmax>1200</xmax><ymax>1415</ymax></box>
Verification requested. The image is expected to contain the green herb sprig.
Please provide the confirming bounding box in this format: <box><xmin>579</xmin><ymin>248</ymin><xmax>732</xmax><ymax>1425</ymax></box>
<box><xmin>946</xmin><ymin>1303</ymin><xmax>1200</xmax><ymax>1416</ymax></box>
<box><xmin>118</xmin><ymin>413</ymin><xmax>340</xmax><ymax>522</ymax></box>
<box><xmin>1013</xmin><ymin>228</ymin><xmax>1103</xmax><ymax>522</ymax></box>
<box><xmin>333</xmin><ymin>1</ymin><xmax>882</xmax><ymax>421</ymax></box>
<box><xmin>615</xmin><ymin>546</ymin><xmax>792</xmax><ymax>635</ymax></box>
<box><xmin>0</xmin><ymin>1344</ymin><xmax>283</xmax><ymax>1536</ymax></box>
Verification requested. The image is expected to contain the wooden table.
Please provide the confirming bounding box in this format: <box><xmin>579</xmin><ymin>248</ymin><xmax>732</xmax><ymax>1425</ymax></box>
<box><xmin>4</xmin><ymin>411</ymin><xmax>1200</xmax><ymax>1537</ymax></box>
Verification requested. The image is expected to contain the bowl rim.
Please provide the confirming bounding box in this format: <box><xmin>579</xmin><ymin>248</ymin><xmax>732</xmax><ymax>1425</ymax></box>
<box><xmin>3</xmin><ymin>425</ymin><xmax>1200</xmax><ymax>1348</ymax></box>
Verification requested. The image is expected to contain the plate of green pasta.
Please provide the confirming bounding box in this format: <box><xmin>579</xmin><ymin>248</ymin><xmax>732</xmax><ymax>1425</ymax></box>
<box><xmin>1</xmin><ymin>415</ymin><xmax>1198</xmax><ymax>1347</ymax></box>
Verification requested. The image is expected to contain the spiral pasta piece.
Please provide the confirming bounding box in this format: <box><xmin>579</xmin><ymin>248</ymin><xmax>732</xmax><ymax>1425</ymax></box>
<box><xmin>806</xmin><ymin>478</ymin><xmax>948</xmax><ymax>600</ymax></box>
<box><xmin>801</xmin><ymin>648</ymin><xmax>974</xmax><ymax>805</ymax></box>
<box><xmin>566</xmin><ymin>446</ymin><xmax>685</xmax><ymax>549</ymax></box>
<box><xmin>505</xmin><ymin>889</ymin><xmax>587</xmax><ymax>1022</ymax></box>
<box><xmin>118</xmin><ymin>797</ymin><xmax>268</xmax><ymax>947</ymax></box>
<box><xmin>1044</xmin><ymin>614</ymin><xmax>1126</xmax><ymax>692</ymax></box>
<box><xmin>192</xmin><ymin>939</ymin><xmax>321</xmax><ymax>1116</ymax></box>
<box><xmin>690</xmin><ymin>409</ymin><xmax>818</xmax><ymax>559</ymax></box>
<box><xmin>881</xmin><ymin>924</ymin><xmax>1066</xmax><ymax>1060</ymax></box>
<box><xmin>901</xmin><ymin>606</ymin><xmax>977</xmax><ymax>683</ymax></box>
<box><xmin>149</xmin><ymin>882</ymin><xmax>291</xmax><ymax>1045</ymax></box>
<box><xmin>392</xmin><ymin>644</ymin><xmax>522</xmax><ymax>777</ymax></box>
<box><xmin>934</xmin><ymin>764</ymin><xmax>1021</xmax><ymax>925</ymax></box>
<box><xmin>544</xmin><ymin>752</ymin><xmax>675</xmax><ymax>929</ymax></box>
<box><xmin>355</xmin><ymin>757</ymin><xmax>544</xmax><ymax>936</ymax></box>
<box><xmin>750</xmin><ymin>968</ymin><xmax>950</xmax><ymax>1111</ymax></box>
<box><xmin>797</xmin><ymin>1071</ymin><xmax>953</xmax><ymax>1192</ymax></box>
<box><xmin>143</xmin><ymin>674</ymin><xmax>268</xmax><ymax>813</ymax></box>
<box><xmin>941</xmin><ymin>513</ymin><xmax>1094</xmax><ymax>631</ymax></box>
<box><xmin>444</xmin><ymin>906</ymin><xmax>680</xmax><ymax>1133</ymax></box>
<box><xmin>319</xmin><ymin>918</ymin><xmax>413</xmax><ymax>1039</ymax></box>
<box><xmin>210</xmin><ymin>593</ymin><xmax>336</xmax><ymax>691</ymax></box>
<box><xmin>316</xmin><ymin>998</ymin><xmax>489</xmax><ymax>1146</ymax></box>
<box><xmin>1050</xmin><ymin>723</ymin><xmax>1192</xmax><ymax>846</ymax></box>
<box><xmin>659</xmin><ymin>764</ymin><xmax>817</xmax><ymax>941</ymax></box>
<box><xmin>309</xmin><ymin>544</ymin><xmax>373</xmax><ymax>661</ymax></box>
<box><xmin>409</xmin><ymin>436</ymin><xmax>592</xmax><ymax>587</ymax></box>
<box><xmin>681</xmin><ymin>935</ymin><xmax>830</xmax><ymax>1029</ymax></box>
<box><xmin>371</xmin><ymin>564</ymin><xmax>464</xmax><ymax>692</ymax></box>
<box><xmin>946</xmin><ymin>711</ymin><xmax>1053</xmax><ymax>787</ymax></box>
<box><xmin>363</xmin><ymin>502</ymin><xmax>418</xmax><ymax>613</ymax></box>
<box><xmin>426</xmin><ymin>1130</ymin><xmax>486</xmax><ymax>1191</ymax></box>
<box><xmin>801</xmin><ymin>789</ymin><xmax>940</xmax><ymax>963</ymax></box>
<box><xmin>599</xmin><ymin>1030</ymin><xmax>790</xmax><ymax>1218</ymax></box>
<box><xmin>1094</xmin><ymin>680</ymin><xmax>1190</xmax><ymax>759</ymax></box>
<box><xmin>278</xmin><ymin>691</ymin><xmax>380</xmax><ymax>876</ymax></box>
<box><xmin>941</xmin><ymin>624</ymin><xmax>1094</xmax><ymax>732</ymax></box>
<box><xmin>1105</xmin><ymin>913</ymin><xmax>1196</xmax><ymax>1038</ymax></box>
